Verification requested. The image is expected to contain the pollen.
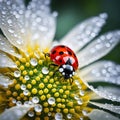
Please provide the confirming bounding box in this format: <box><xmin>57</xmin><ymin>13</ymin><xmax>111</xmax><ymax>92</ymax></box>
<box><xmin>2</xmin><ymin>49</ymin><xmax>90</xmax><ymax>120</ymax></box>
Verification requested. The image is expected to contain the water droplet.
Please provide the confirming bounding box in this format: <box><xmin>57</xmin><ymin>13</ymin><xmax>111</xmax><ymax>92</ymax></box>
<box><xmin>77</xmin><ymin>98</ymin><xmax>83</xmax><ymax>105</ymax></box>
<box><xmin>8</xmin><ymin>29</ymin><xmax>14</xmax><ymax>33</ymax></box>
<box><xmin>34</xmin><ymin>104</ymin><xmax>42</xmax><ymax>112</ymax></box>
<box><xmin>12</xmin><ymin>99</ymin><xmax>16</xmax><ymax>104</ymax></box>
<box><xmin>74</xmin><ymin>94</ymin><xmax>79</xmax><ymax>100</ymax></box>
<box><xmin>14</xmin><ymin>70</ymin><xmax>21</xmax><ymax>78</ymax></box>
<box><xmin>21</xmin><ymin>28</ymin><xmax>25</xmax><ymax>33</ymax></box>
<box><xmin>23</xmin><ymin>89</ymin><xmax>29</xmax><ymax>96</ymax></box>
<box><xmin>48</xmin><ymin>112</ymin><xmax>52</xmax><ymax>116</ymax></box>
<box><xmin>52</xmin><ymin>11</ymin><xmax>58</xmax><ymax>17</ymax></box>
<box><xmin>28</xmin><ymin>111</ymin><xmax>34</xmax><ymax>117</ymax></box>
<box><xmin>24</xmin><ymin>75</ymin><xmax>30</xmax><ymax>80</ymax></box>
<box><xmin>16</xmin><ymin>101</ymin><xmax>22</xmax><ymax>106</ymax></box>
<box><xmin>74</xmin><ymin>80</ymin><xmax>80</xmax><ymax>85</ymax></box>
<box><xmin>16</xmin><ymin>39</ymin><xmax>23</xmax><ymax>45</ymax></box>
<box><xmin>48</xmin><ymin>97</ymin><xmax>55</xmax><ymax>105</ymax></box>
<box><xmin>67</xmin><ymin>113</ymin><xmax>72</xmax><ymax>119</ymax></box>
<box><xmin>21</xmin><ymin>84</ymin><xmax>26</xmax><ymax>90</ymax></box>
<box><xmin>55</xmin><ymin>113</ymin><xmax>63</xmax><ymax>120</ymax></box>
<box><xmin>32</xmin><ymin>96</ymin><xmax>39</xmax><ymax>104</ymax></box>
<box><xmin>28</xmin><ymin>100</ymin><xmax>34</xmax><ymax>105</ymax></box>
<box><xmin>82</xmin><ymin>110</ymin><xmax>88</xmax><ymax>116</ymax></box>
<box><xmin>42</xmin><ymin>67</ymin><xmax>49</xmax><ymax>74</ymax></box>
<box><xmin>7</xmin><ymin>19</ymin><xmax>12</xmax><ymax>24</ymax></box>
<box><xmin>79</xmin><ymin>90</ymin><xmax>85</xmax><ymax>96</ymax></box>
<box><xmin>30</xmin><ymin>58</ymin><xmax>38</xmax><ymax>66</ymax></box>
<box><xmin>24</xmin><ymin>101</ymin><xmax>29</xmax><ymax>106</ymax></box>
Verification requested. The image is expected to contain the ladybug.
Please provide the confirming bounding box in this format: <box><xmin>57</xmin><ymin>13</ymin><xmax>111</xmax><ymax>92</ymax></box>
<box><xmin>50</xmin><ymin>45</ymin><xmax>79</xmax><ymax>79</ymax></box>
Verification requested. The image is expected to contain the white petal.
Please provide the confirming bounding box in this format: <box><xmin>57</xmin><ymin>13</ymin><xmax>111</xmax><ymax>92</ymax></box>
<box><xmin>80</xmin><ymin>61</ymin><xmax>120</xmax><ymax>85</ymax></box>
<box><xmin>0</xmin><ymin>105</ymin><xmax>32</xmax><ymax>120</ymax></box>
<box><xmin>90</xmin><ymin>102</ymin><xmax>120</xmax><ymax>114</ymax></box>
<box><xmin>80</xmin><ymin>77</ymin><xmax>120</xmax><ymax>102</ymax></box>
<box><xmin>0</xmin><ymin>74</ymin><xmax>13</xmax><ymax>87</ymax></box>
<box><xmin>0</xmin><ymin>0</ymin><xmax>28</xmax><ymax>52</ymax></box>
<box><xmin>88</xmin><ymin>109</ymin><xmax>120</xmax><ymax>120</ymax></box>
<box><xmin>60</xmin><ymin>13</ymin><xmax>107</xmax><ymax>52</ymax></box>
<box><xmin>0</xmin><ymin>52</ymin><xmax>17</xmax><ymax>68</ymax></box>
<box><xmin>78</xmin><ymin>30</ymin><xmax>120</xmax><ymax>68</ymax></box>
<box><xmin>26</xmin><ymin>0</ymin><xmax>56</xmax><ymax>49</ymax></box>
<box><xmin>0</xmin><ymin>35</ymin><xmax>21</xmax><ymax>58</ymax></box>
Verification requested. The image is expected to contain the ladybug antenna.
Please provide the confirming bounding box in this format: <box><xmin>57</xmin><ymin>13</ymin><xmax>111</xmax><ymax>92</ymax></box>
<box><xmin>66</xmin><ymin>58</ymin><xmax>72</xmax><ymax>65</ymax></box>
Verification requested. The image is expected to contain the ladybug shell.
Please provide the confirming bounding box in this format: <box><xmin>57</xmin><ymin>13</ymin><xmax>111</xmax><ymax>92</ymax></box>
<box><xmin>50</xmin><ymin>45</ymin><xmax>79</xmax><ymax>70</ymax></box>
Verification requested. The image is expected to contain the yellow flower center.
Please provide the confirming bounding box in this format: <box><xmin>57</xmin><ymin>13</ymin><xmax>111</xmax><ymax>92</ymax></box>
<box><xmin>2</xmin><ymin>49</ymin><xmax>91</xmax><ymax>120</ymax></box>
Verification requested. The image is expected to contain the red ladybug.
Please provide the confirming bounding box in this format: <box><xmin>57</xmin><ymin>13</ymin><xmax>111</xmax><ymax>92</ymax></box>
<box><xmin>50</xmin><ymin>45</ymin><xmax>79</xmax><ymax>79</ymax></box>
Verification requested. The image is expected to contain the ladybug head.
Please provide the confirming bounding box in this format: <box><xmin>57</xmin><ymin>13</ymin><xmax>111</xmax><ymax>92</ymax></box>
<box><xmin>59</xmin><ymin>59</ymin><xmax>75</xmax><ymax>79</ymax></box>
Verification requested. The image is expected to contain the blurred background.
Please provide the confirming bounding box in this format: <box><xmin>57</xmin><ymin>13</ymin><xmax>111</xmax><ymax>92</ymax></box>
<box><xmin>50</xmin><ymin>0</ymin><xmax>120</xmax><ymax>64</ymax></box>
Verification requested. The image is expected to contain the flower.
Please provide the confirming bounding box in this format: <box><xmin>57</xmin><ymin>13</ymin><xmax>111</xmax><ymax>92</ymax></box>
<box><xmin>0</xmin><ymin>0</ymin><xmax>120</xmax><ymax>120</ymax></box>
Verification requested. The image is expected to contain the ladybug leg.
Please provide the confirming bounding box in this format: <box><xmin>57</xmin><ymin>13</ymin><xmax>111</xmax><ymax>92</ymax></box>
<box><xmin>69</xmin><ymin>78</ymin><xmax>73</xmax><ymax>84</ymax></box>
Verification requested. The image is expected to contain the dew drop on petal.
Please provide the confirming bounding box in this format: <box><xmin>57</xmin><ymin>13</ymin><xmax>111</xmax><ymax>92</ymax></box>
<box><xmin>42</xmin><ymin>67</ymin><xmax>49</xmax><ymax>74</ymax></box>
<box><xmin>34</xmin><ymin>104</ymin><xmax>42</xmax><ymax>112</ymax></box>
<box><xmin>55</xmin><ymin>113</ymin><xmax>63</xmax><ymax>120</ymax></box>
<box><xmin>14</xmin><ymin>70</ymin><xmax>21</xmax><ymax>78</ymax></box>
<box><xmin>8</xmin><ymin>29</ymin><xmax>14</xmax><ymax>33</ymax></box>
<box><xmin>24</xmin><ymin>75</ymin><xmax>30</xmax><ymax>80</ymax></box>
<box><xmin>28</xmin><ymin>111</ymin><xmax>34</xmax><ymax>117</ymax></box>
<box><xmin>16</xmin><ymin>101</ymin><xmax>22</xmax><ymax>106</ymax></box>
<box><xmin>48</xmin><ymin>97</ymin><xmax>55</xmax><ymax>105</ymax></box>
<box><xmin>67</xmin><ymin>113</ymin><xmax>72</xmax><ymax>119</ymax></box>
<box><xmin>30</xmin><ymin>58</ymin><xmax>38</xmax><ymax>66</ymax></box>
<box><xmin>32</xmin><ymin>96</ymin><xmax>39</xmax><ymax>104</ymax></box>
<box><xmin>23</xmin><ymin>89</ymin><xmax>29</xmax><ymax>96</ymax></box>
<box><xmin>16</xmin><ymin>39</ymin><xmax>23</xmax><ymax>45</ymax></box>
<box><xmin>7</xmin><ymin>19</ymin><xmax>12</xmax><ymax>24</ymax></box>
<box><xmin>21</xmin><ymin>84</ymin><xmax>26</xmax><ymax>90</ymax></box>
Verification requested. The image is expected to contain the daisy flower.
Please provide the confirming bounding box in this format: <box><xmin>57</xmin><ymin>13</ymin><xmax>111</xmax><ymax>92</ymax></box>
<box><xmin>0</xmin><ymin>0</ymin><xmax>120</xmax><ymax>120</ymax></box>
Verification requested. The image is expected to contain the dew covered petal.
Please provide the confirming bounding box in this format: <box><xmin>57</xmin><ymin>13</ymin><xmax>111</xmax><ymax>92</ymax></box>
<box><xmin>0</xmin><ymin>105</ymin><xmax>32</xmax><ymax>120</ymax></box>
<box><xmin>0</xmin><ymin>0</ymin><xmax>28</xmax><ymax>52</ymax></box>
<box><xmin>78</xmin><ymin>30</ymin><xmax>120</xmax><ymax>68</ymax></box>
<box><xmin>88</xmin><ymin>109</ymin><xmax>120</xmax><ymax>120</ymax></box>
<box><xmin>60</xmin><ymin>13</ymin><xmax>107</xmax><ymax>52</ymax></box>
<box><xmin>0</xmin><ymin>35</ymin><xmax>21</xmax><ymax>58</ymax></box>
<box><xmin>90</xmin><ymin>102</ymin><xmax>120</xmax><ymax>114</ymax></box>
<box><xmin>0</xmin><ymin>74</ymin><xmax>13</xmax><ymax>87</ymax></box>
<box><xmin>0</xmin><ymin>52</ymin><xmax>17</xmax><ymax>68</ymax></box>
<box><xmin>80</xmin><ymin>61</ymin><xmax>120</xmax><ymax>85</ymax></box>
<box><xmin>82</xmin><ymin>79</ymin><xmax>120</xmax><ymax>102</ymax></box>
<box><xmin>25</xmin><ymin>0</ymin><xmax>56</xmax><ymax>49</ymax></box>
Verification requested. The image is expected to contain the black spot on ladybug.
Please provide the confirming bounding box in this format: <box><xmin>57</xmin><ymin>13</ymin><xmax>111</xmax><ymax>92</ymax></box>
<box><xmin>52</xmin><ymin>50</ymin><xmax>56</xmax><ymax>54</ymax></box>
<box><xmin>59</xmin><ymin>51</ymin><xmax>64</xmax><ymax>55</ymax></box>
<box><xmin>59</xmin><ymin>59</ymin><xmax>62</xmax><ymax>63</ymax></box>
<box><xmin>60</xmin><ymin>45</ymin><xmax>65</xmax><ymax>48</ymax></box>
<box><xmin>68</xmin><ymin>51</ymin><xmax>72</xmax><ymax>55</ymax></box>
